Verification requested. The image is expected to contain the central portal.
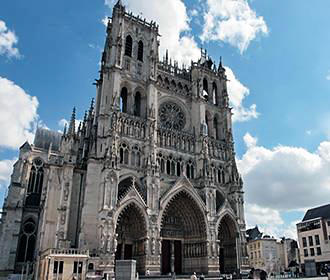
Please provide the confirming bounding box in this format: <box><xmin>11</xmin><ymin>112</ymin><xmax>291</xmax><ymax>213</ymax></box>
<box><xmin>161</xmin><ymin>240</ymin><xmax>182</xmax><ymax>275</ymax></box>
<box><xmin>160</xmin><ymin>191</ymin><xmax>207</xmax><ymax>275</ymax></box>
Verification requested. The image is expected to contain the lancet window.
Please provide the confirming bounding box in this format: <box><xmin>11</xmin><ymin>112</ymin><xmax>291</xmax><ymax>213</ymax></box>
<box><xmin>16</xmin><ymin>218</ymin><xmax>37</xmax><ymax>263</ymax></box>
<box><xmin>120</xmin><ymin>87</ymin><xmax>128</xmax><ymax>113</ymax></box>
<box><xmin>186</xmin><ymin>160</ymin><xmax>195</xmax><ymax>179</ymax></box>
<box><xmin>131</xmin><ymin>146</ymin><xmax>141</xmax><ymax>167</ymax></box>
<box><xmin>134</xmin><ymin>92</ymin><xmax>141</xmax><ymax>117</ymax></box>
<box><xmin>212</xmin><ymin>82</ymin><xmax>218</xmax><ymax>105</ymax></box>
<box><xmin>27</xmin><ymin>158</ymin><xmax>44</xmax><ymax>194</ymax></box>
<box><xmin>119</xmin><ymin>143</ymin><xmax>129</xmax><ymax>165</ymax></box>
<box><xmin>125</xmin><ymin>35</ymin><xmax>133</xmax><ymax>57</ymax></box>
<box><xmin>137</xmin><ymin>40</ymin><xmax>144</xmax><ymax>62</ymax></box>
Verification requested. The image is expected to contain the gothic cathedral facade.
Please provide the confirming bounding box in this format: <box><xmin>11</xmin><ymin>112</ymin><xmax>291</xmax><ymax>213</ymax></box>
<box><xmin>0</xmin><ymin>1</ymin><xmax>247</xmax><ymax>278</ymax></box>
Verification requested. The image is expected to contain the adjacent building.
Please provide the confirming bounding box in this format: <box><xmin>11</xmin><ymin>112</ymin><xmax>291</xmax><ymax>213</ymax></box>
<box><xmin>247</xmin><ymin>226</ymin><xmax>299</xmax><ymax>275</ymax></box>
<box><xmin>296</xmin><ymin>204</ymin><xmax>330</xmax><ymax>276</ymax></box>
<box><xmin>0</xmin><ymin>1</ymin><xmax>248</xmax><ymax>279</ymax></box>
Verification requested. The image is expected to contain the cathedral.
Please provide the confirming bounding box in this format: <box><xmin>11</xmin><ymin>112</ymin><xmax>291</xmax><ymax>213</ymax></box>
<box><xmin>0</xmin><ymin>1</ymin><xmax>248</xmax><ymax>279</ymax></box>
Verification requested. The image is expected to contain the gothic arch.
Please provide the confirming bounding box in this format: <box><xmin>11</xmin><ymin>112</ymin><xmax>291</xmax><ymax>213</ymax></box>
<box><xmin>114</xmin><ymin>201</ymin><xmax>148</xmax><ymax>274</ymax></box>
<box><xmin>216</xmin><ymin>213</ymin><xmax>240</xmax><ymax>274</ymax></box>
<box><xmin>215</xmin><ymin>210</ymin><xmax>240</xmax><ymax>236</ymax></box>
<box><xmin>158</xmin><ymin>178</ymin><xmax>207</xmax><ymax>228</ymax></box>
<box><xmin>117</xmin><ymin>175</ymin><xmax>146</xmax><ymax>203</ymax></box>
<box><xmin>158</xmin><ymin>183</ymin><xmax>208</xmax><ymax>274</ymax></box>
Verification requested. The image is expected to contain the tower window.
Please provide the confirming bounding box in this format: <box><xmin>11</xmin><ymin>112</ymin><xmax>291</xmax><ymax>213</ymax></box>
<box><xmin>203</xmin><ymin>78</ymin><xmax>208</xmax><ymax>100</ymax></box>
<box><xmin>120</xmin><ymin>87</ymin><xmax>128</xmax><ymax>113</ymax></box>
<box><xmin>134</xmin><ymin>92</ymin><xmax>141</xmax><ymax>116</ymax></box>
<box><xmin>17</xmin><ymin>218</ymin><xmax>37</xmax><ymax>263</ymax></box>
<box><xmin>137</xmin><ymin>40</ymin><xmax>143</xmax><ymax>62</ymax></box>
<box><xmin>213</xmin><ymin>82</ymin><xmax>218</xmax><ymax>105</ymax></box>
<box><xmin>125</xmin><ymin>35</ymin><xmax>133</xmax><ymax>57</ymax></box>
<box><xmin>26</xmin><ymin>158</ymin><xmax>44</xmax><ymax>207</ymax></box>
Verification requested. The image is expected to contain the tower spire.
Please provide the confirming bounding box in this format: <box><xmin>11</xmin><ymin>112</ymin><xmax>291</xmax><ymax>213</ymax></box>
<box><xmin>68</xmin><ymin>107</ymin><xmax>76</xmax><ymax>136</ymax></box>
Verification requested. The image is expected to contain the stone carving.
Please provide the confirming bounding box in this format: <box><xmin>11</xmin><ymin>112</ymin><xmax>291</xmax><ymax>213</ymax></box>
<box><xmin>159</xmin><ymin>102</ymin><xmax>185</xmax><ymax>130</ymax></box>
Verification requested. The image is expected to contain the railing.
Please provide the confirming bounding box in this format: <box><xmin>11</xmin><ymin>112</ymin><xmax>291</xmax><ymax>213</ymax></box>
<box><xmin>43</xmin><ymin>248</ymin><xmax>89</xmax><ymax>256</ymax></box>
<box><xmin>117</xmin><ymin>112</ymin><xmax>147</xmax><ymax>140</ymax></box>
<box><xmin>157</xmin><ymin>127</ymin><xmax>195</xmax><ymax>153</ymax></box>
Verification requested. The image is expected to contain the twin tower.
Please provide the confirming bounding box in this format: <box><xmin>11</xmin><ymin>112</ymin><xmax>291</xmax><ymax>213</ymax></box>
<box><xmin>0</xmin><ymin>1</ymin><xmax>247</xmax><ymax>278</ymax></box>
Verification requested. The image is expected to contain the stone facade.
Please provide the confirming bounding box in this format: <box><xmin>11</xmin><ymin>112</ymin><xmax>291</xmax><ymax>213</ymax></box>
<box><xmin>0</xmin><ymin>1</ymin><xmax>247</xmax><ymax>279</ymax></box>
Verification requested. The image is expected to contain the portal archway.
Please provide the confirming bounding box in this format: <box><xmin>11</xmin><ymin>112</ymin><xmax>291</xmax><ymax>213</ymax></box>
<box><xmin>218</xmin><ymin>215</ymin><xmax>238</xmax><ymax>274</ymax></box>
<box><xmin>160</xmin><ymin>191</ymin><xmax>207</xmax><ymax>275</ymax></box>
<box><xmin>115</xmin><ymin>203</ymin><xmax>147</xmax><ymax>274</ymax></box>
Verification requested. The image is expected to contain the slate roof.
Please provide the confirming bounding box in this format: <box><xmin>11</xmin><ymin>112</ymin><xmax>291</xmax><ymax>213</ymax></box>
<box><xmin>302</xmin><ymin>204</ymin><xmax>330</xmax><ymax>221</ymax></box>
<box><xmin>33</xmin><ymin>128</ymin><xmax>62</xmax><ymax>151</ymax></box>
<box><xmin>246</xmin><ymin>226</ymin><xmax>262</xmax><ymax>241</ymax></box>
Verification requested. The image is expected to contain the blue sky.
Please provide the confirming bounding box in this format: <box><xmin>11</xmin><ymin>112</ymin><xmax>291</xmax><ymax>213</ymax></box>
<box><xmin>1</xmin><ymin>0</ymin><xmax>330</xmax><ymax>239</ymax></box>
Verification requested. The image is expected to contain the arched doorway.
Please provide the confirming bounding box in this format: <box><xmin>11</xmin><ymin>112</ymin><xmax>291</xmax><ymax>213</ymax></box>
<box><xmin>218</xmin><ymin>215</ymin><xmax>238</xmax><ymax>274</ymax></box>
<box><xmin>115</xmin><ymin>203</ymin><xmax>147</xmax><ymax>274</ymax></box>
<box><xmin>160</xmin><ymin>191</ymin><xmax>207</xmax><ymax>275</ymax></box>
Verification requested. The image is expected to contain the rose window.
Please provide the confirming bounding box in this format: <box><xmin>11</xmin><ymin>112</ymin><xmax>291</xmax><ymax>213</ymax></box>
<box><xmin>159</xmin><ymin>102</ymin><xmax>186</xmax><ymax>130</ymax></box>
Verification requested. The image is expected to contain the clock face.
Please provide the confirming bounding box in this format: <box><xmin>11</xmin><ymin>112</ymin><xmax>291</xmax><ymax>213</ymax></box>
<box><xmin>159</xmin><ymin>102</ymin><xmax>186</xmax><ymax>130</ymax></box>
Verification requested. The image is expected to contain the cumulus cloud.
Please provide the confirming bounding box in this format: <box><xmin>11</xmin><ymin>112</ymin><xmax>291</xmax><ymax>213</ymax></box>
<box><xmin>105</xmin><ymin>0</ymin><xmax>200</xmax><ymax>65</ymax></box>
<box><xmin>200</xmin><ymin>0</ymin><xmax>268</xmax><ymax>53</ymax></box>
<box><xmin>238</xmin><ymin>133</ymin><xmax>330</xmax><ymax>211</ymax></box>
<box><xmin>326</xmin><ymin>71</ymin><xmax>330</xmax><ymax>81</ymax></box>
<box><xmin>0</xmin><ymin>77</ymin><xmax>39</xmax><ymax>149</ymax></box>
<box><xmin>0</xmin><ymin>158</ymin><xmax>16</xmax><ymax>190</ymax></box>
<box><xmin>225</xmin><ymin>67</ymin><xmax>259</xmax><ymax>122</ymax></box>
<box><xmin>58</xmin><ymin>118</ymin><xmax>83</xmax><ymax>132</ymax></box>
<box><xmin>0</xmin><ymin>20</ymin><xmax>20</xmax><ymax>58</ymax></box>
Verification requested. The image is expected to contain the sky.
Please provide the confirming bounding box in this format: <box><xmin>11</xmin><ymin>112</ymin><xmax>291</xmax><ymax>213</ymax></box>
<box><xmin>1</xmin><ymin>0</ymin><xmax>330</xmax><ymax>240</ymax></box>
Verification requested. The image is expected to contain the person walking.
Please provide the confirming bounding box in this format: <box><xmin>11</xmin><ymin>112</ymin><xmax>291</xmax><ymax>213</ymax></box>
<box><xmin>190</xmin><ymin>272</ymin><xmax>197</xmax><ymax>280</ymax></box>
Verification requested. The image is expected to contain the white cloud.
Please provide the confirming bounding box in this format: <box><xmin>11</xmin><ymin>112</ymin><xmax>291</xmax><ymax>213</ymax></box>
<box><xmin>246</xmin><ymin>203</ymin><xmax>283</xmax><ymax>227</ymax></box>
<box><xmin>326</xmin><ymin>71</ymin><xmax>330</xmax><ymax>81</ymax></box>
<box><xmin>238</xmin><ymin>133</ymin><xmax>330</xmax><ymax>211</ymax></box>
<box><xmin>0</xmin><ymin>20</ymin><xmax>20</xmax><ymax>58</ymax></box>
<box><xmin>0</xmin><ymin>77</ymin><xmax>39</xmax><ymax>149</ymax></box>
<box><xmin>105</xmin><ymin>0</ymin><xmax>200</xmax><ymax>65</ymax></box>
<box><xmin>200</xmin><ymin>0</ymin><xmax>268</xmax><ymax>53</ymax></box>
<box><xmin>225</xmin><ymin>67</ymin><xmax>259</xmax><ymax>122</ymax></box>
<box><xmin>58</xmin><ymin>118</ymin><xmax>83</xmax><ymax>132</ymax></box>
<box><xmin>0</xmin><ymin>158</ymin><xmax>16</xmax><ymax>190</ymax></box>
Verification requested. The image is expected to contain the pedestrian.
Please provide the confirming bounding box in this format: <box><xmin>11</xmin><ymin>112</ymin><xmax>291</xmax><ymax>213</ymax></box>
<box><xmin>260</xmin><ymin>270</ymin><xmax>267</xmax><ymax>280</ymax></box>
<box><xmin>325</xmin><ymin>264</ymin><xmax>330</xmax><ymax>280</ymax></box>
<box><xmin>200</xmin><ymin>273</ymin><xmax>205</xmax><ymax>280</ymax></box>
<box><xmin>190</xmin><ymin>272</ymin><xmax>197</xmax><ymax>280</ymax></box>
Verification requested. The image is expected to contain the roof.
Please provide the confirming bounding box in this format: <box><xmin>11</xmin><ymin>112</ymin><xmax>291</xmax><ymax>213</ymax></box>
<box><xmin>302</xmin><ymin>204</ymin><xmax>330</xmax><ymax>221</ymax></box>
<box><xmin>33</xmin><ymin>128</ymin><xmax>62</xmax><ymax>151</ymax></box>
<box><xmin>246</xmin><ymin>226</ymin><xmax>262</xmax><ymax>241</ymax></box>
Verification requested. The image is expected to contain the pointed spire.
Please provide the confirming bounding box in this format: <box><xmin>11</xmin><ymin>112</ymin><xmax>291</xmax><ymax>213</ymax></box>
<box><xmin>63</xmin><ymin>123</ymin><xmax>67</xmax><ymax>136</ymax></box>
<box><xmin>165</xmin><ymin>49</ymin><xmax>168</xmax><ymax>64</ymax></box>
<box><xmin>89</xmin><ymin>98</ymin><xmax>94</xmax><ymax>116</ymax></box>
<box><xmin>218</xmin><ymin>56</ymin><xmax>225</xmax><ymax>73</ymax></box>
<box><xmin>68</xmin><ymin>107</ymin><xmax>76</xmax><ymax>136</ymax></box>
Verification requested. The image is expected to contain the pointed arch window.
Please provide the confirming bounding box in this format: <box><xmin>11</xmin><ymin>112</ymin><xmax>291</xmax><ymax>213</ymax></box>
<box><xmin>212</xmin><ymin>82</ymin><xmax>218</xmax><ymax>105</ymax></box>
<box><xmin>134</xmin><ymin>92</ymin><xmax>141</xmax><ymax>116</ymax></box>
<box><xmin>125</xmin><ymin>35</ymin><xmax>133</xmax><ymax>57</ymax></box>
<box><xmin>26</xmin><ymin>158</ymin><xmax>44</xmax><ymax>207</ymax></box>
<box><xmin>120</xmin><ymin>87</ymin><xmax>128</xmax><ymax>113</ymax></box>
<box><xmin>17</xmin><ymin>218</ymin><xmax>37</xmax><ymax>263</ymax></box>
<box><xmin>137</xmin><ymin>40</ymin><xmax>144</xmax><ymax>62</ymax></box>
<box><xmin>203</xmin><ymin>78</ymin><xmax>209</xmax><ymax>100</ymax></box>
